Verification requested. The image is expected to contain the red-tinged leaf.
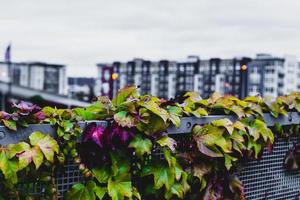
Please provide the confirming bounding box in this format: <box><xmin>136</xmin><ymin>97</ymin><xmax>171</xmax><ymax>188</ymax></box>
<box><xmin>208</xmin><ymin>92</ymin><xmax>222</xmax><ymax>104</ymax></box>
<box><xmin>192</xmin><ymin>163</ymin><xmax>211</xmax><ymax>191</ymax></box>
<box><xmin>17</xmin><ymin>146</ymin><xmax>44</xmax><ymax>169</ymax></box>
<box><xmin>29</xmin><ymin>131</ymin><xmax>59</xmax><ymax>162</ymax></box>
<box><xmin>228</xmin><ymin>175</ymin><xmax>246</xmax><ymax>199</ymax></box>
<box><xmin>284</xmin><ymin>144</ymin><xmax>300</xmax><ymax>170</ymax></box>
<box><xmin>267</xmin><ymin>142</ymin><xmax>273</xmax><ymax>153</ymax></box>
<box><xmin>249</xmin><ymin>119</ymin><xmax>274</xmax><ymax>143</ymax></box>
<box><xmin>193</xmin><ymin>125</ymin><xmax>231</xmax><ymax>157</ymax></box>
<box><xmin>184</xmin><ymin>92</ymin><xmax>202</xmax><ymax>102</ymax></box>
<box><xmin>7</xmin><ymin>142</ymin><xmax>30</xmax><ymax>158</ymax></box>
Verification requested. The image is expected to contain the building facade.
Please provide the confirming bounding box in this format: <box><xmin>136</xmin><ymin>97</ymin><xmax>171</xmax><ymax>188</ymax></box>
<box><xmin>0</xmin><ymin>61</ymin><xmax>67</xmax><ymax>95</ymax></box>
<box><xmin>68</xmin><ymin>77</ymin><xmax>95</xmax><ymax>102</ymax></box>
<box><xmin>247</xmin><ymin>54</ymin><xmax>299</xmax><ymax>98</ymax></box>
<box><xmin>96</xmin><ymin>54</ymin><xmax>299</xmax><ymax>99</ymax></box>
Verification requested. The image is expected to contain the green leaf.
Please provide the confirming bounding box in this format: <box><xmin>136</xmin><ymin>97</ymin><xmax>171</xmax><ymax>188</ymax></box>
<box><xmin>142</xmin><ymin>164</ymin><xmax>175</xmax><ymax>190</ymax></box>
<box><xmin>114</xmin><ymin>111</ymin><xmax>136</xmax><ymax>128</ymax></box>
<box><xmin>92</xmin><ymin>166</ymin><xmax>110</xmax><ymax>184</ymax></box>
<box><xmin>129</xmin><ymin>135</ymin><xmax>152</xmax><ymax>158</ymax></box>
<box><xmin>94</xmin><ymin>186</ymin><xmax>107</xmax><ymax>200</ymax></box>
<box><xmin>110</xmin><ymin>152</ymin><xmax>131</xmax><ymax>179</ymax></box>
<box><xmin>108</xmin><ymin>178</ymin><xmax>132</xmax><ymax>200</ymax></box>
<box><xmin>42</xmin><ymin>106</ymin><xmax>56</xmax><ymax>117</ymax></box>
<box><xmin>86</xmin><ymin>102</ymin><xmax>106</xmax><ymax>113</ymax></box>
<box><xmin>112</xmin><ymin>86</ymin><xmax>137</xmax><ymax>107</ymax></box>
<box><xmin>249</xmin><ymin>120</ymin><xmax>274</xmax><ymax>143</ymax></box>
<box><xmin>61</xmin><ymin>120</ymin><xmax>74</xmax><ymax>132</ymax></box>
<box><xmin>247</xmin><ymin>137</ymin><xmax>262</xmax><ymax>158</ymax></box>
<box><xmin>212</xmin><ymin>118</ymin><xmax>234</xmax><ymax>135</ymax></box>
<box><xmin>66</xmin><ymin>182</ymin><xmax>95</xmax><ymax>200</ymax></box>
<box><xmin>233</xmin><ymin>121</ymin><xmax>247</xmax><ymax>132</ymax></box>
<box><xmin>29</xmin><ymin>131</ymin><xmax>59</xmax><ymax>162</ymax></box>
<box><xmin>224</xmin><ymin>154</ymin><xmax>237</xmax><ymax>170</ymax></box>
<box><xmin>156</xmin><ymin>136</ymin><xmax>177</xmax><ymax>152</ymax></box>
<box><xmin>74</xmin><ymin>108</ymin><xmax>99</xmax><ymax>121</ymax></box>
<box><xmin>192</xmin><ymin>108</ymin><xmax>208</xmax><ymax>117</ymax></box>
<box><xmin>2</xmin><ymin>119</ymin><xmax>17</xmax><ymax>131</ymax></box>
<box><xmin>142</xmin><ymin>101</ymin><xmax>169</xmax><ymax>122</ymax></box>
<box><xmin>0</xmin><ymin>149</ymin><xmax>18</xmax><ymax>183</ymax></box>
<box><xmin>165</xmin><ymin>183</ymin><xmax>185</xmax><ymax>200</ymax></box>
<box><xmin>163</xmin><ymin>149</ymin><xmax>176</xmax><ymax>168</ymax></box>
<box><xmin>137</xmin><ymin>115</ymin><xmax>169</xmax><ymax>135</ymax></box>
<box><xmin>168</xmin><ymin>106</ymin><xmax>182</xmax><ymax>127</ymax></box>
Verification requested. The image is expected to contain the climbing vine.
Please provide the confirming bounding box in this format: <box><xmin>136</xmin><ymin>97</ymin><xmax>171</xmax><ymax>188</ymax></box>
<box><xmin>0</xmin><ymin>86</ymin><xmax>300</xmax><ymax>199</ymax></box>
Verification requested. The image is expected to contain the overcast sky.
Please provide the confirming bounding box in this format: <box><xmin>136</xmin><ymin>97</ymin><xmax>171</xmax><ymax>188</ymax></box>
<box><xmin>1</xmin><ymin>0</ymin><xmax>300</xmax><ymax>77</ymax></box>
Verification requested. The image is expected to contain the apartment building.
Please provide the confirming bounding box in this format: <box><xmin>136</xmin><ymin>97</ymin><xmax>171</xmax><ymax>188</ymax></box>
<box><xmin>96</xmin><ymin>54</ymin><xmax>299</xmax><ymax>99</ymax></box>
<box><xmin>68</xmin><ymin>77</ymin><xmax>95</xmax><ymax>101</ymax></box>
<box><xmin>247</xmin><ymin>54</ymin><xmax>298</xmax><ymax>98</ymax></box>
<box><xmin>0</xmin><ymin>61</ymin><xmax>67</xmax><ymax>95</ymax></box>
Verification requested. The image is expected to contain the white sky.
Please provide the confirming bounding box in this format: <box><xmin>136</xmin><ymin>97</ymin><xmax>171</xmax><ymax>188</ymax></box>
<box><xmin>0</xmin><ymin>0</ymin><xmax>300</xmax><ymax>77</ymax></box>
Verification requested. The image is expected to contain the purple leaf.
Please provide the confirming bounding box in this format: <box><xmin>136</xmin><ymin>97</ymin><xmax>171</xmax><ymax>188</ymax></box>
<box><xmin>0</xmin><ymin>112</ymin><xmax>11</xmax><ymax>120</ymax></box>
<box><xmin>111</xmin><ymin>122</ymin><xmax>134</xmax><ymax>145</ymax></box>
<box><xmin>34</xmin><ymin>111</ymin><xmax>46</xmax><ymax>121</ymax></box>
<box><xmin>12</xmin><ymin>101</ymin><xmax>41</xmax><ymax>115</ymax></box>
<box><xmin>83</xmin><ymin>123</ymin><xmax>106</xmax><ymax>148</ymax></box>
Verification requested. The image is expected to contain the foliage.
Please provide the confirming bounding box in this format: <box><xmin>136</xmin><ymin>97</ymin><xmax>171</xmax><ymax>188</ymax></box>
<box><xmin>0</xmin><ymin>87</ymin><xmax>300</xmax><ymax>199</ymax></box>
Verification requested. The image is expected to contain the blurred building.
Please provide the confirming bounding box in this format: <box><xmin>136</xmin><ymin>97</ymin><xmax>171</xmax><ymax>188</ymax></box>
<box><xmin>248</xmin><ymin>54</ymin><xmax>298</xmax><ymax>97</ymax></box>
<box><xmin>0</xmin><ymin>61</ymin><xmax>67</xmax><ymax>95</ymax></box>
<box><xmin>96</xmin><ymin>54</ymin><xmax>299</xmax><ymax>99</ymax></box>
<box><xmin>68</xmin><ymin>77</ymin><xmax>95</xmax><ymax>102</ymax></box>
<box><xmin>298</xmin><ymin>61</ymin><xmax>300</xmax><ymax>91</ymax></box>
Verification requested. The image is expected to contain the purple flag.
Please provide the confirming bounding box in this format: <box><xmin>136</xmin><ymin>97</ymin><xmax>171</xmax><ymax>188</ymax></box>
<box><xmin>4</xmin><ymin>44</ymin><xmax>11</xmax><ymax>63</ymax></box>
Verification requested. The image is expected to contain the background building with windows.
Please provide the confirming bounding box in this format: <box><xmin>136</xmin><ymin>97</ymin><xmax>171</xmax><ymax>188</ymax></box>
<box><xmin>96</xmin><ymin>54</ymin><xmax>299</xmax><ymax>99</ymax></box>
<box><xmin>0</xmin><ymin>61</ymin><xmax>67</xmax><ymax>95</ymax></box>
<box><xmin>68</xmin><ymin>77</ymin><xmax>95</xmax><ymax>102</ymax></box>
